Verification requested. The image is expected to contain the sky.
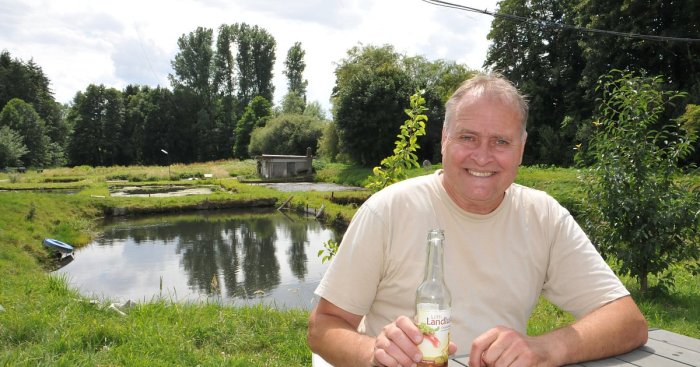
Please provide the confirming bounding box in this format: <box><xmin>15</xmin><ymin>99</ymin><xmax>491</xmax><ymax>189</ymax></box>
<box><xmin>0</xmin><ymin>0</ymin><xmax>500</xmax><ymax>113</ymax></box>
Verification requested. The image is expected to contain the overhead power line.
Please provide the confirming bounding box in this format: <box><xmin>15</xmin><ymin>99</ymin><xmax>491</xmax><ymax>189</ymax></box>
<box><xmin>422</xmin><ymin>0</ymin><xmax>700</xmax><ymax>43</ymax></box>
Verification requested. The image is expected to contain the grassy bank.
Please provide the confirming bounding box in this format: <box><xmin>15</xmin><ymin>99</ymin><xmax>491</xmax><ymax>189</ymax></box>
<box><xmin>0</xmin><ymin>161</ymin><xmax>698</xmax><ymax>365</ymax></box>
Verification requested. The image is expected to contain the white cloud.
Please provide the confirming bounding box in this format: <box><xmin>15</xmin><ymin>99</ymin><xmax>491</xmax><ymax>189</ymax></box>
<box><xmin>0</xmin><ymin>0</ymin><xmax>499</xmax><ymax>112</ymax></box>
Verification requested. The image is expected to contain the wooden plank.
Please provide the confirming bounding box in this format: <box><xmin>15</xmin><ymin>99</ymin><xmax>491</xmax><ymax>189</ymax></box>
<box><xmin>450</xmin><ymin>355</ymin><xmax>469</xmax><ymax>366</ymax></box>
<box><xmin>449</xmin><ymin>355</ymin><xmax>589</xmax><ymax>366</ymax></box>
<box><xmin>639</xmin><ymin>337</ymin><xmax>700</xmax><ymax>366</ymax></box>
<box><xmin>448</xmin><ymin>329</ymin><xmax>700</xmax><ymax>367</ymax></box>
<box><xmin>616</xmin><ymin>347</ymin><xmax>695</xmax><ymax>367</ymax></box>
<box><xmin>577</xmin><ymin>358</ymin><xmax>634</xmax><ymax>366</ymax></box>
<box><xmin>649</xmin><ymin>329</ymin><xmax>700</xmax><ymax>352</ymax></box>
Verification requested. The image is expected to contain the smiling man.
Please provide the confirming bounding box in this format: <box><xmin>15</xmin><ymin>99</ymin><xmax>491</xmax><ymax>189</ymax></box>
<box><xmin>308</xmin><ymin>73</ymin><xmax>648</xmax><ymax>367</ymax></box>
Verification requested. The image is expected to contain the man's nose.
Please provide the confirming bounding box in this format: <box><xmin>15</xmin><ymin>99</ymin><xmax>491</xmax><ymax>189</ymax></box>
<box><xmin>470</xmin><ymin>141</ymin><xmax>493</xmax><ymax>165</ymax></box>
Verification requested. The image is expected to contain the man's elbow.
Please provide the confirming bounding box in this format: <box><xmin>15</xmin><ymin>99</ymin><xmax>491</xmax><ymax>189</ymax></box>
<box><xmin>307</xmin><ymin>310</ymin><xmax>323</xmax><ymax>353</ymax></box>
<box><xmin>619</xmin><ymin>296</ymin><xmax>649</xmax><ymax>350</ymax></box>
<box><xmin>631</xmin><ymin>311</ymin><xmax>649</xmax><ymax>348</ymax></box>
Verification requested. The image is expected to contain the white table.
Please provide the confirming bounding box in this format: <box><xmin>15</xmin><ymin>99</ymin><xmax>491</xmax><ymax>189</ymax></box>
<box><xmin>450</xmin><ymin>329</ymin><xmax>700</xmax><ymax>366</ymax></box>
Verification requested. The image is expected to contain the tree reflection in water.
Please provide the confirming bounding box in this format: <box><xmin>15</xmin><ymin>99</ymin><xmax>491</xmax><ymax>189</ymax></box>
<box><xmin>61</xmin><ymin>209</ymin><xmax>337</xmax><ymax>308</ymax></box>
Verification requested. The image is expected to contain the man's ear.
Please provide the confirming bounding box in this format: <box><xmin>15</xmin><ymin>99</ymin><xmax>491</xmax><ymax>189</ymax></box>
<box><xmin>440</xmin><ymin>128</ymin><xmax>448</xmax><ymax>155</ymax></box>
<box><xmin>519</xmin><ymin>131</ymin><xmax>528</xmax><ymax>165</ymax></box>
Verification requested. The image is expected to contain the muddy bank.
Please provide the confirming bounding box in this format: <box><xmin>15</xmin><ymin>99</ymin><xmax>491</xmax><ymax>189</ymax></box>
<box><xmin>103</xmin><ymin>198</ymin><xmax>277</xmax><ymax>217</ymax></box>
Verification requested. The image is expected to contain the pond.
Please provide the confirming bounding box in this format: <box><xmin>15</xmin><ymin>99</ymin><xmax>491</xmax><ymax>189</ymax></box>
<box><xmin>55</xmin><ymin>208</ymin><xmax>337</xmax><ymax>310</ymax></box>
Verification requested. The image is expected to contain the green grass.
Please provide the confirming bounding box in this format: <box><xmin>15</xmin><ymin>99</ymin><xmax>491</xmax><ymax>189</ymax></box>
<box><xmin>0</xmin><ymin>160</ymin><xmax>698</xmax><ymax>365</ymax></box>
<box><xmin>0</xmin><ymin>275</ymin><xmax>311</xmax><ymax>366</ymax></box>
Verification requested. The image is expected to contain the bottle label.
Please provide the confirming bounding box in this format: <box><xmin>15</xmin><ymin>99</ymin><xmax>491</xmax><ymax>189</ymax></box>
<box><xmin>416</xmin><ymin>303</ymin><xmax>450</xmax><ymax>366</ymax></box>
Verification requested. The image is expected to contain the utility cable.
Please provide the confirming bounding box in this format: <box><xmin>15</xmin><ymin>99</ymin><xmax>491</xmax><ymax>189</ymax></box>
<box><xmin>421</xmin><ymin>0</ymin><xmax>700</xmax><ymax>43</ymax></box>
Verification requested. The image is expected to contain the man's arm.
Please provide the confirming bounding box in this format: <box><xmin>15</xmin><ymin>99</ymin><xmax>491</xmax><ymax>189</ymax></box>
<box><xmin>470</xmin><ymin>295</ymin><xmax>647</xmax><ymax>367</ymax></box>
<box><xmin>308</xmin><ymin>298</ymin><xmax>425</xmax><ymax>367</ymax></box>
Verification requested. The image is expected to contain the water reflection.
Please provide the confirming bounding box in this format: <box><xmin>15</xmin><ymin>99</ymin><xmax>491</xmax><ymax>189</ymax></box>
<box><xmin>56</xmin><ymin>208</ymin><xmax>336</xmax><ymax>309</ymax></box>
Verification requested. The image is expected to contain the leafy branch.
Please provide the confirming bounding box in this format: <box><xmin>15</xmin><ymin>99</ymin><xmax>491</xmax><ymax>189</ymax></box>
<box><xmin>365</xmin><ymin>90</ymin><xmax>428</xmax><ymax>192</ymax></box>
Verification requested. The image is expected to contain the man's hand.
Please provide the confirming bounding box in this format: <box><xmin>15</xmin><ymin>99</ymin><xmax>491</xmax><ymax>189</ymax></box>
<box><xmin>468</xmin><ymin>296</ymin><xmax>647</xmax><ymax>367</ymax></box>
<box><xmin>469</xmin><ymin>326</ymin><xmax>555</xmax><ymax>367</ymax></box>
<box><xmin>371</xmin><ymin>316</ymin><xmax>422</xmax><ymax>366</ymax></box>
<box><xmin>372</xmin><ymin>316</ymin><xmax>458</xmax><ymax>367</ymax></box>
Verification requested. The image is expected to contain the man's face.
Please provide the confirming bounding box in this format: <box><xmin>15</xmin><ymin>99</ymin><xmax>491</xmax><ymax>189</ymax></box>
<box><xmin>440</xmin><ymin>96</ymin><xmax>526</xmax><ymax>214</ymax></box>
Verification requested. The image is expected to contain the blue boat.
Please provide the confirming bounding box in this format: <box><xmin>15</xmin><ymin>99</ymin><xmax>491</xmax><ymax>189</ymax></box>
<box><xmin>43</xmin><ymin>238</ymin><xmax>74</xmax><ymax>254</ymax></box>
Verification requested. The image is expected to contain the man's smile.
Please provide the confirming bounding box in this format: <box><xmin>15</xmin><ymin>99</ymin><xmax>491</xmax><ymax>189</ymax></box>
<box><xmin>467</xmin><ymin>169</ymin><xmax>495</xmax><ymax>177</ymax></box>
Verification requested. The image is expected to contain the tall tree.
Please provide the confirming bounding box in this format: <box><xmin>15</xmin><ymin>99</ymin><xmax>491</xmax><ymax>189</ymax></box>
<box><xmin>333</xmin><ymin>45</ymin><xmax>414</xmax><ymax>166</ymax></box>
<box><xmin>213</xmin><ymin>25</ymin><xmax>238</xmax><ymax>156</ymax></box>
<box><xmin>484</xmin><ymin>0</ymin><xmax>585</xmax><ymax>165</ymax></box>
<box><xmin>283</xmin><ymin>42</ymin><xmax>308</xmax><ymax>101</ymax></box>
<box><xmin>168</xmin><ymin>24</ymin><xmax>277</xmax><ymax>162</ymax></box>
<box><xmin>66</xmin><ymin>85</ymin><xmax>123</xmax><ymax>166</ymax></box>
<box><xmin>122</xmin><ymin>85</ymin><xmax>180</xmax><ymax>165</ymax></box>
<box><xmin>170</xmin><ymin>27</ymin><xmax>215</xmax><ymax>102</ymax></box>
<box><xmin>402</xmin><ymin>56</ymin><xmax>475</xmax><ymax>162</ymax></box>
<box><xmin>0</xmin><ymin>50</ymin><xmax>68</xmax><ymax>166</ymax></box>
<box><xmin>577</xmin><ymin>0</ymin><xmax>700</xmax><ymax>105</ymax></box>
<box><xmin>101</xmin><ymin>88</ymin><xmax>125</xmax><ymax>166</ymax></box>
<box><xmin>0</xmin><ymin>98</ymin><xmax>50</xmax><ymax>167</ymax></box>
<box><xmin>332</xmin><ymin>45</ymin><xmax>469</xmax><ymax>165</ymax></box>
<box><xmin>234</xmin><ymin>24</ymin><xmax>276</xmax><ymax>109</ymax></box>
<box><xmin>170</xmin><ymin>27</ymin><xmax>223</xmax><ymax>161</ymax></box>
<box><xmin>485</xmin><ymin>0</ymin><xmax>700</xmax><ymax>165</ymax></box>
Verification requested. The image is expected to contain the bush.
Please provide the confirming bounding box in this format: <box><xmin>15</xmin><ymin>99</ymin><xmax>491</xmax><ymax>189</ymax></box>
<box><xmin>577</xmin><ymin>70</ymin><xmax>700</xmax><ymax>294</ymax></box>
<box><xmin>248</xmin><ymin>114</ymin><xmax>323</xmax><ymax>156</ymax></box>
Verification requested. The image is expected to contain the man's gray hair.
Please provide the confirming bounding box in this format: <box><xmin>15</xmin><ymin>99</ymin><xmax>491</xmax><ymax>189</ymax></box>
<box><xmin>444</xmin><ymin>73</ymin><xmax>529</xmax><ymax>135</ymax></box>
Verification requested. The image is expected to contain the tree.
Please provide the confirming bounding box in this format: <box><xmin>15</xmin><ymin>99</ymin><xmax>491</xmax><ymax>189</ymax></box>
<box><xmin>366</xmin><ymin>90</ymin><xmax>428</xmax><ymax>192</ymax></box>
<box><xmin>0</xmin><ymin>126</ymin><xmax>28</xmax><ymax>167</ymax></box>
<box><xmin>170</xmin><ymin>27</ymin><xmax>215</xmax><ymax>101</ymax></box>
<box><xmin>0</xmin><ymin>98</ymin><xmax>50</xmax><ymax>167</ymax></box>
<box><xmin>235</xmin><ymin>24</ymin><xmax>276</xmax><ymax>109</ymax></box>
<box><xmin>679</xmin><ymin>104</ymin><xmax>700</xmax><ymax>164</ymax></box>
<box><xmin>577</xmin><ymin>70</ymin><xmax>699</xmax><ymax>294</ymax></box>
<box><xmin>101</xmin><ymin>88</ymin><xmax>125</xmax><ymax>166</ymax></box>
<box><xmin>170</xmin><ymin>27</ymin><xmax>222</xmax><ymax>161</ymax></box>
<box><xmin>303</xmin><ymin>101</ymin><xmax>328</xmax><ymax>121</ymax></box>
<box><xmin>317</xmin><ymin>121</ymin><xmax>341</xmax><ymax>162</ymax></box>
<box><xmin>577</xmin><ymin>0</ymin><xmax>700</xmax><ymax>107</ymax></box>
<box><xmin>66</xmin><ymin>85</ymin><xmax>123</xmax><ymax>166</ymax></box>
<box><xmin>283</xmin><ymin>42</ymin><xmax>308</xmax><ymax>101</ymax></box>
<box><xmin>168</xmin><ymin>24</ymin><xmax>277</xmax><ymax>162</ymax></box>
<box><xmin>124</xmin><ymin>86</ymin><xmax>181</xmax><ymax>165</ymax></box>
<box><xmin>484</xmin><ymin>0</ymin><xmax>700</xmax><ymax>165</ymax></box>
<box><xmin>0</xmin><ymin>51</ymin><xmax>67</xmax><ymax>165</ymax></box>
<box><xmin>332</xmin><ymin>45</ymin><xmax>474</xmax><ymax>166</ymax></box>
<box><xmin>213</xmin><ymin>24</ymin><xmax>239</xmax><ymax>156</ymax></box>
<box><xmin>234</xmin><ymin>96</ymin><xmax>271</xmax><ymax>159</ymax></box>
<box><xmin>402</xmin><ymin>56</ymin><xmax>475</xmax><ymax>162</ymax></box>
<box><xmin>332</xmin><ymin>45</ymin><xmax>414</xmax><ymax>166</ymax></box>
<box><xmin>484</xmin><ymin>0</ymin><xmax>585</xmax><ymax>165</ymax></box>
<box><xmin>279</xmin><ymin>91</ymin><xmax>305</xmax><ymax>115</ymax></box>
<box><xmin>248</xmin><ymin>114</ymin><xmax>323</xmax><ymax>156</ymax></box>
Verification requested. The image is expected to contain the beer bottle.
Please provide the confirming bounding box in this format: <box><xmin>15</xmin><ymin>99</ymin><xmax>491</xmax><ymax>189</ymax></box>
<box><xmin>415</xmin><ymin>229</ymin><xmax>451</xmax><ymax>366</ymax></box>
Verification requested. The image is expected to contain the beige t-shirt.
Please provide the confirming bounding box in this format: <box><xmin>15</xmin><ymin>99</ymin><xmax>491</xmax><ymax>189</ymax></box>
<box><xmin>315</xmin><ymin>170</ymin><xmax>629</xmax><ymax>347</ymax></box>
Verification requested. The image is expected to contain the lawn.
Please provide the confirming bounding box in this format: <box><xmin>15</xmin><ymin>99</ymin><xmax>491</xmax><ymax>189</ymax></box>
<box><xmin>0</xmin><ymin>160</ymin><xmax>697</xmax><ymax>365</ymax></box>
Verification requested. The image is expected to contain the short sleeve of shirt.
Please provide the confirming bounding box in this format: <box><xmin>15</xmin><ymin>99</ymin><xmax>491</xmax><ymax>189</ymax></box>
<box><xmin>315</xmin><ymin>202</ymin><xmax>388</xmax><ymax>317</ymax></box>
<box><xmin>542</xmin><ymin>207</ymin><xmax>630</xmax><ymax>319</ymax></box>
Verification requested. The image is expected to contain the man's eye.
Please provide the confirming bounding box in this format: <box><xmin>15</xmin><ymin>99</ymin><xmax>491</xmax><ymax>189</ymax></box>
<box><xmin>459</xmin><ymin>135</ymin><xmax>474</xmax><ymax>142</ymax></box>
<box><xmin>496</xmin><ymin>139</ymin><xmax>509</xmax><ymax>145</ymax></box>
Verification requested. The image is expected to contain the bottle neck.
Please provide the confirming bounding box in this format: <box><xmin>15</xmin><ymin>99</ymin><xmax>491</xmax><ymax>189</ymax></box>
<box><xmin>424</xmin><ymin>232</ymin><xmax>445</xmax><ymax>282</ymax></box>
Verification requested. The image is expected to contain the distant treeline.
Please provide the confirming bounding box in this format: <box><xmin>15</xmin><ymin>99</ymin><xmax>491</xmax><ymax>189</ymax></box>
<box><xmin>2</xmin><ymin>0</ymin><xmax>700</xmax><ymax>169</ymax></box>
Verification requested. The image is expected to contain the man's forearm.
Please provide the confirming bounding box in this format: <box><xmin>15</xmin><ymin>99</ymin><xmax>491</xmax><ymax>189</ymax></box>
<box><xmin>308</xmin><ymin>312</ymin><xmax>375</xmax><ymax>367</ymax></box>
<box><xmin>542</xmin><ymin>296</ymin><xmax>648</xmax><ymax>365</ymax></box>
